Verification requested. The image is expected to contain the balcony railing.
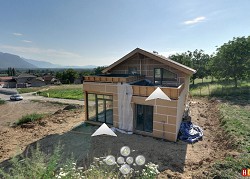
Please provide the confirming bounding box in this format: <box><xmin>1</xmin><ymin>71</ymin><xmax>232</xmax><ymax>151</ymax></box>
<box><xmin>132</xmin><ymin>83</ymin><xmax>184</xmax><ymax>99</ymax></box>
<box><xmin>84</xmin><ymin>75</ymin><xmax>145</xmax><ymax>83</ymax></box>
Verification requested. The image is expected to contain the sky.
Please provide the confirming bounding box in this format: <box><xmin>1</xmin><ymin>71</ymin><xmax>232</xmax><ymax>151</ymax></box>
<box><xmin>0</xmin><ymin>0</ymin><xmax>249</xmax><ymax>66</ymax></box>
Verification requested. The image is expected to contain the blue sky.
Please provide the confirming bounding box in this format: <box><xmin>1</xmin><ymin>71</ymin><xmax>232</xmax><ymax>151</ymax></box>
<box><xmin>0</xmin><ymin>0</ymin><xmax>249</xmax><ymax>66</ymax></box>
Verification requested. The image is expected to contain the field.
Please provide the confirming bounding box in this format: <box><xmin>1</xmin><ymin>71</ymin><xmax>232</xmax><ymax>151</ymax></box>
<box><xmin>190</xmin><ymin>77</ymin><xmax>249</xmax><ymax>98</ymax></box>
<box><xmin>18</xmin><ymin>84</ymin><xmax>84</xmax><ymax>100</ymax></box>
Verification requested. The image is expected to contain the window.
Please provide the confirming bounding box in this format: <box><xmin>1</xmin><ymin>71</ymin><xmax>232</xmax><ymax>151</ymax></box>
<box><xmin>128</xmin><ymin>67</ymin><xmax>137</xmax><ymax>75</ymax></box>
<box><xmin>135</xmin><ymin>104</ymin><xmax>153</xmax><ymax>133</ymax></box>
<box><xmin>87</xmin><ymin>93</ymin><xmax>113</xmax><ymax>124</ymax></box>
<box><xmin>154</xmin><ymin>68</ymin><xmax>177</xmax><ymax>85</ymax></box>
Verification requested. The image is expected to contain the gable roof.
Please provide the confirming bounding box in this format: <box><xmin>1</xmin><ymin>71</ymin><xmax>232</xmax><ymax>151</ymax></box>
<box><xmin>102</xmin><ymin>48</ymin><xmax>196</xmax><ymax>75</ymax></box>
<box><xmin>17</xmin><ymin>74</ymin><xmax>37</xmax><ymax>78</ymax></box>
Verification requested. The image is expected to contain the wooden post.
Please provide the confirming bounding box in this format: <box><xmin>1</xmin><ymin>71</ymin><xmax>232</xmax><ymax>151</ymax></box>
<box><xmin>84</xmin><ymin>91</ymin><xmax>88</xmax><ymax>121</ymax></box>
<box><xmin>208</xmin><ymin>84</ymin><xmax>210</xmax><ymax>95</ymax></box>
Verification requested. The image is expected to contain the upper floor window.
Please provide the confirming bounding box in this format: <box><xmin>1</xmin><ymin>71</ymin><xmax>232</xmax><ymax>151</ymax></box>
<box><xmin>154</xmin><ymin>68</ymin><xmax>177</xmax><ymax>85</ymax></box>
<box><xmin>128</xmin><ymin>67</ymin><xmax>138</xmax><ymax>75</ymax></box>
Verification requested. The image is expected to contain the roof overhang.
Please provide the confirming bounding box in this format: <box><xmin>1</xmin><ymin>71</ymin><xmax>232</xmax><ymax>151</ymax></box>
<box><xmin>102</xmin><ymin>48</ymin><xmax>196</xmax><ymax>75</ymax></box>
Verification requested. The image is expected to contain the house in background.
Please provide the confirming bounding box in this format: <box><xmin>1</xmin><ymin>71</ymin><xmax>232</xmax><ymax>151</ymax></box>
<box><xmin>0</xmin><ymin>76</ymin><xmax>17</xmax><ymax>88</ymax></box>
<box><xmin>43</xmin><ymin>74</ymin><xmax>53</xmax><ymax>85</ymax></box>
<box><xmin>15</xmin><ymin>74</ymin><xmax>37</xmax><ymax>88</ymax></box>
<box><xmin>83</xmin><ymin>48</ymin><xmax>196</xmax><ymax>142</ymax></box>
<box><xmin>29</xmin><ymin>77</ymin><xmax>46</xmax><ymax>87</ymax></box>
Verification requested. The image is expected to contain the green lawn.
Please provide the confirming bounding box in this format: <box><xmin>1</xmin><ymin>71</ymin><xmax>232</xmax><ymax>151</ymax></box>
<box><xmin>38</xmin><ymin>88</ymin><xmax>83</xmax><ymax>100</ymax></box>
<box><xmin>17</xmin><ymin>84</ymin><xmax>84</xmax><ymax>100</ymax></box>
<box><xmin>190</xmin><ymin>78</ymin><xmax>250</xmax><ymax>99</ymax></box>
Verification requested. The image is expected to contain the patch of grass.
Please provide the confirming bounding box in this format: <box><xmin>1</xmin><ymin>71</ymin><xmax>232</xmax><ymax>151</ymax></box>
<box><xmin>0</xmin><ymin>98</ymin><xmax>5</xmax><ymax>105</ymax></box>
<box><xmin>16</xmin><ymin>113</ymin><xmax>45</xmax><ymax>125</ymax></box>
<box><xmin>38</xmin><ymin>88</ymin><xmax>83</xmax><ymax>100</ymax></box>
<box><xmin>17</xmin><ymin>87</ymin><xmax>47</xmax><ymax>94</ymax></box>
<box><xmin>209</xmin><ymin>102</ymin><xmax>250</xmax><ymax>178</ymax></box>
<box><xmin>219</xmin><ymin>103</ymin><xmax>250</xmax><ymax>151</ymax></box>
<box><xmin>0</xmin><ymin>144</ymin><xmax>63</xmax><ymax>179</ymax></box>
<box><xmin>190</xmin><ymin>78</ymin><xmax>249</xmax><ymax>98</ymax></box>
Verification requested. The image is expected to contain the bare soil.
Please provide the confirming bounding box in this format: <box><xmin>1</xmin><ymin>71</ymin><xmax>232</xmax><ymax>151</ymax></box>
<box><xmin>0</xmin><ymin>100</ymin><xmax>67</xmax><ymax>126</ymax></box>
<box><xmin>0</xmin><ymin>98</ymin><xmax>237</xmax><ymax>178</ymax></box>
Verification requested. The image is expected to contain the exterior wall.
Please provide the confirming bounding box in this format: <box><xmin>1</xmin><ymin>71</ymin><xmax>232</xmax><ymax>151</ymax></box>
<box><xmin>16</xmin><ymin>77</ymin><xmax>36</xmax><ymax>84</ymax></box>
<box><xmin>83</xmin><ymin>82</ymin><xmax>119</xmax><ymax>127</ymax></box>
<box><xmin>30</xmin><ymin>81</ymin><xmax>46</xmax><ymax>87</ymax></box>
<box><xmin>83</xmin><ymin>81</ymin><xmax>188</xmax><ymax>142</ymax></box>
<box><xmin>109</xmin><ymin>55</ymin><xmax>187</xmax><ymax>84</ymax></box>
<box><xmin>131</xmin><ymin>96</ymin><xmax>178</xmax><ymax>141</ymax></box>
<box><xmin>176</xmin><ymin>76</ymin><xmax>190</xmax><ymax>134</ymax></box>
<box><xmin>3</xmin><ymin>82</ymin><xmax>16</xmax><ymax>88</ymax></box>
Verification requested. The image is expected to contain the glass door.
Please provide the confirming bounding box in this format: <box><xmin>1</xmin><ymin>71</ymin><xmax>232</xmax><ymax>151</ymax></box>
<box><xmin>136</xmin><ymin>104</ymin><xmax>153</xmax><ymax>132</ymax></box>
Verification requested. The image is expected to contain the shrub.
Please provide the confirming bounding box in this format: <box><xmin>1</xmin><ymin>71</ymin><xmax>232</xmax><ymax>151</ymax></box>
<box><xmin>0</xmin><ymin>99</ymin><xmax>5</xmax><ymax>105</ymax></box>
<box><xmin>0</xmin><ymin>144</ymin><xmax>62</xmax><ymax>179</ymax></box>
<box><xmin>16</xmin><ymin>113</ymin><xmax>45</xmax><ymax>125</ymax></box>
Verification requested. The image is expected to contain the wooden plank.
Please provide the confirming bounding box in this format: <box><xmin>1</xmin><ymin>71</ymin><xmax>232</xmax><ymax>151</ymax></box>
<box><xmin>147</xmin><ymin>86</ymin><xmax>155</xmax><ymax>96</ymax></box>
<box><xmin>140</xmin><ymin>86</ymin><xmax>147</xmax><ymax>96</ymax></box>
<box><xmin>106</xmin><ymin>77</ymin><xmax>112</xmax><ymax>82</ymax></box>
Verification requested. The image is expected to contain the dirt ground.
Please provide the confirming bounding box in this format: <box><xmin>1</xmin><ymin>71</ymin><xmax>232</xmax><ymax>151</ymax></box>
<box><xmin>0</xmin><ymin>98</ymin><xmax>238</xmax><ymax>178</ymax></box>
<box><xmin>0</xmin><ymin>100</ymin><xmax>67</xmax><ymax>126</ymax></box>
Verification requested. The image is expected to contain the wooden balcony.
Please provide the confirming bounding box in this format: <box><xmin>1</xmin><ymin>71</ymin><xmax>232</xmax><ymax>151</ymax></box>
<box><xmin>132</xmin><ymin>83</ymin><xmax>184</xmax><ymax>100</ymax></box>
<box><xmin>84</xmin><ymin>75</ymin><xmax>145</xmax><ymax>83</ymax></box>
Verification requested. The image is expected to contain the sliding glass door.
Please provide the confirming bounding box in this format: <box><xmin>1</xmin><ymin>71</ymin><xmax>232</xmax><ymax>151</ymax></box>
<box><xmin>87</xmin><ymin>93</ymin><xmax>113</xmax><ymax>125</ymax></box>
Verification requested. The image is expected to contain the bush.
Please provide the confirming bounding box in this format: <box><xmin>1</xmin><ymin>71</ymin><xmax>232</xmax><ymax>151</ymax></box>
<box><xmin>0</xmin><ymin>99</ymin><xmax>5</xmax><ymax>105</ymax></box>
<box><xmin>0</xmin><ymin>146</ymin><xmax>160</xmax><ymax>179</ymax></box>
<box><xmin>0</xmin><ymin>144</ymin><xmax>62</xmax><ymax>179</ymax></box>
<box><xmin>16</xmin><ymin>113</ymin><xmax>45</xmax><ymax>125</ymax></box>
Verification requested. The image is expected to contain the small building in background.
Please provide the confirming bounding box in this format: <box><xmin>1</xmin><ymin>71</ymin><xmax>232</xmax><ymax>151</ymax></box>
<box><xmin>15</xmin><ymin>74</ymin><xmax>37</xmax><ymax>88</ymax></box>
<box><xmin>43</xmin><ymin>74</ymin><xmax>53</xmax><ymax>85</ymax></box>
<box><xmin>0</xmin><ymin>76</ymin><xmax>17</xmax><ymax>88</ymax></box>
<box><xmin>29</xmin><ymin>77</ymin><xmax>46</xmax><ymax>87</ymax></box>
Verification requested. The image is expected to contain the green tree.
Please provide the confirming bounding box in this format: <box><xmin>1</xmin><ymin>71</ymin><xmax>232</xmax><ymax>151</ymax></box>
<box><xmin>212</xmin><ymin>36</ymin><xmax>250</xmax><ymax>87</ymax></box>
<box><xmin>12</xmin><ymin>68</ymin><xmax>16</xmax><ymax>76</ymax></box>
<box><xmin>170</xmin><ymin>50</ymin><xmax>211</xmax><ymax>84</ymax></box>
<box><xmin>59</xmin><ymin>69</ymin><xmax>78</xmax><ymax>84</ymax></box>
<box><xmin>93</xmin><ymin>66</ymin><xmax>106</xmax><ymax>75</ymax></box>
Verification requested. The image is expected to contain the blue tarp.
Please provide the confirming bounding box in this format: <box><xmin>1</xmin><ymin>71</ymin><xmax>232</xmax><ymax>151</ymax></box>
<box><xmin>178</xmin><ymin>121</ymin><xmax>203</xmax><ymax>143</ymax></box>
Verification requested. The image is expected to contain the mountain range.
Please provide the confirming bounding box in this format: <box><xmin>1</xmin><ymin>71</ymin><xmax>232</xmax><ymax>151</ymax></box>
<box><xmin>0</xmin><ymin>52</ymin><xmax>97</xmax><ymax>69</ymax></box>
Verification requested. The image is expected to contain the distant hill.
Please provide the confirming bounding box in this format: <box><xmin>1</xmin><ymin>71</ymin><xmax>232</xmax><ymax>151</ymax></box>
<box><xmin>64</xmin><ymin>65</ymin><xmax>98</xmax><ymax>69</ymax></box>
<box><xmin>0</xmin><ymin>52</ymin><xmax>98</xmax><ymax>69</ymax></box>
<box><xmin>0</xmin><ymin>52</ymin><xmax>37</xmax><ymax>69</ymax></box>
<box><xmin>23</xmin><ymin>58</ymin><xmax>63</xmax><ymax>68</ymax></box>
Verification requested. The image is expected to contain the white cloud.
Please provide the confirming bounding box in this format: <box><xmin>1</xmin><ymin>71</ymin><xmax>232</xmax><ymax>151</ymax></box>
<box><xmin>13</xmin><ymin>33</ymin><xmax>23</xmax><ymax>36</ymax></box>
<box><xmin>22</xmin><ymin>40</ymin><xmax>32</xmax><ymax>43</ymax></box>
<box><xmin>184</xmin><ymin>16</ymin><xmax>206</xmax><ymax>25</ymax></box>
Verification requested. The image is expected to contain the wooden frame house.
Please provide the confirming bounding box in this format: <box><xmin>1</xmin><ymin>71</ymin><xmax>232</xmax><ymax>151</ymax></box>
<box><xmin>83</xmin><ymin>48</ymin><xmax>196</xmax><ymax>141</ymax></box>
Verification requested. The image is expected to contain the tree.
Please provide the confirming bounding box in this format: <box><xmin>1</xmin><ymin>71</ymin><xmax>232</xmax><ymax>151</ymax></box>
<box><xmin>211</xmin><ymin>36</ymin><xmax>250</xmax><ymax>87</ymax></box>
<box><xmin>192</xmin><ymin>49</ymin><xmax>211</xmax><ymax>83</ymax></box>
<box><xmin>93</xmin><ymin>66</ymin><xmax>106</xmax><ymax>75</ymax></box>
<box><xmin>170</xmin><ymin>50</ymin><xmax>211</xmax><ymax>84</ymax></box>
